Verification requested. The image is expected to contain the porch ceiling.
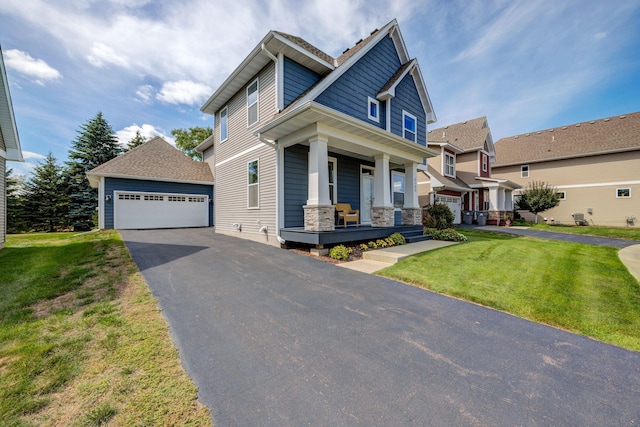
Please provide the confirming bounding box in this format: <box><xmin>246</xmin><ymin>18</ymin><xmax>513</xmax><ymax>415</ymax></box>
<box><xmin>257</xmin><ymin>101</ymin><xmax>438</xmax><ymax>164</ymax></box>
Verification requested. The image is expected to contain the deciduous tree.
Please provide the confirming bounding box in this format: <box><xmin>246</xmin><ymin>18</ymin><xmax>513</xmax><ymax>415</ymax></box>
<box><xmin>171</xmin><ymin>126</ymin><xmax>212</xmax><ymax>160</ymax></box>
<box><xmin>516</xmin><ymin>181</ymin><xmax>561</xmax><ymax>223</ymax></box>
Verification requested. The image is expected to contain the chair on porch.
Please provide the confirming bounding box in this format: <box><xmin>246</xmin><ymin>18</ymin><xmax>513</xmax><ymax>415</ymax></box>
<box><xmin>335</xmin><ymin>203</ymin><xmax>359</xmax><ymax>228</ymax></box>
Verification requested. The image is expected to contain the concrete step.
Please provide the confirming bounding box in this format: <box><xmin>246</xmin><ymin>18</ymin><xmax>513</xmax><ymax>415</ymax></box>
<box><xmin>362</xmin><ymin>240</ymin><xmax>458</xmax><ymax>264</ymax></box>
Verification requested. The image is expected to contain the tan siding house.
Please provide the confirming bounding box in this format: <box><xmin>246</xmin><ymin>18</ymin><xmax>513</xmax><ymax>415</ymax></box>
<box><xmin>493</xmin><ymin>112</ymin><xmax>640</xmax><ymax>227</ymax></box>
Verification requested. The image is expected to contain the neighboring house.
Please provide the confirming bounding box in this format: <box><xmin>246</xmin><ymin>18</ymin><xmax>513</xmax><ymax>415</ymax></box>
<box><xmin>87</xmin><ymin>137</ymin><xmax>214</xmax><ymax>229</ymax></box>
<box><xmin>196</xmin><ymin>19</ymin><xmax>438</xmax><ymax>246</ymax></box>
<box><xmin>1</xmin><ymin>46</ymin><xmax>24</xmax><ymax>249</ymax></box>
<box><xmin>418</xmin><ymin>117</ymin><xmax>519</xmax><ymax>225</ymax></box>
<box><xmin>492</xmin><ymin>112</ymin><xmax>640</xmax><ymax>227</ymax></box>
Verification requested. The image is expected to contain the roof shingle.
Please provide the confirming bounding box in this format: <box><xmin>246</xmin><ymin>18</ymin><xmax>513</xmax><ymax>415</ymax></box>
<box><xmin>428</xmin><ymin>117</ymin><xmax>489</xmax><ymax>151</ymax></box>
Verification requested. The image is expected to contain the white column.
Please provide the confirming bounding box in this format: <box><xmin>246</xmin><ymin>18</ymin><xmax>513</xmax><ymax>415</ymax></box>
<box><xmin>403</xmin><ymin>162</ymin><xmax>419</xmax><ymax>208</ymax></box>
<box><xmin>307</xmin><ymin>135</ymin><xmax>331</xmax><ymax>206</ymax></box>
<box><xmin>505</xmin><ymin>190</ymin><xmax>513</xmax><ymax>210</ymax></box>
<box><xmin>489</xmin><ymin>187</ymin><xmax>499</xmax><ymax>211</ymax></box>
<box><xmin>498</xmin><ymin>188</ymin><xmax>506</xmax><ymax>210</ymax></box>
<box><xmin>373</xmin><ymin>154</ymin><xmax>392</xmax><ymax>208</ymax></box>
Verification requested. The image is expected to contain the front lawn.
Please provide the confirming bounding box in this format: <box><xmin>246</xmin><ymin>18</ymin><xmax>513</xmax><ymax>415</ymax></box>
<box><xmin>379</xmin><ymin>229</ymin><xmax>640</xmax><ymax>351</ymax></box>
<box><xmin>529</xmin><ymin>223</ymin><xmax>640</xmax><ymax>240</ymax></box>
<box><xmin>0</xmin><ymin>231</ymin><xmax>211</xmax><ymax>426</ymax></box>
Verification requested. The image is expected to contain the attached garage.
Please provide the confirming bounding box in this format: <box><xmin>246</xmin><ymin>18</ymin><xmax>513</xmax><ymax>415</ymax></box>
<box><xmin>436</xmin><ymin>195</ymin><xmax>462</xmax><ymax>224</ymax></box>
<box><xmin>114</xmin><ymin>191</ymin><xmax>209</xmax><ymax>229</ymax></box>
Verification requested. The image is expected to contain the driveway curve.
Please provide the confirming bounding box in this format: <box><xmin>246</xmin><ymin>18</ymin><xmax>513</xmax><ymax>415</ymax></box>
<box><xmin>121</xmin><ymin>228</ymin><xmax>640</xmax><ymax>426</ymax></box>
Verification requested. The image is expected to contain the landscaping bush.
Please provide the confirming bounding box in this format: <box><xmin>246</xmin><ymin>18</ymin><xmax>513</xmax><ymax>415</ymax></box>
<box><xmin>329</xmin><ymin>245</ymin><xmax>350</xmax><ymax>261</ymax></box>
<box><xmin>424</xmin><ymin>228</ymin><xmax>468</xmax><ymax>242</ymax></box>
<box><xmin>389</xmin><ymin>232</ymin><xmax>406</xmax><ymax>246</ymax></box>
<box><xmin>359</xmin><ymin>243</ymin><xmax>369</xmax><ymax>252</ymax></box>
<box><xmin>376</xmin><ymin>239</ymin><xmax>389</xmax><ymax>248</ymax></box>
<box><xmin>423</xmin><ymin>204</ymin><xmax>454</xmax><ymax>229</ymax></box>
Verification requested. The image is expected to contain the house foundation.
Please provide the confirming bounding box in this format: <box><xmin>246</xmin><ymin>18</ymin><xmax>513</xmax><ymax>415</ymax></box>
<box><xmin>371</xmin><ymin>207</ymin><xmax>395</xmax><ymax>227</ymax></box>
<box><xmin>303</xmin><ymin>205</ymin><xmax>335</xmax><ymax>231</ymax></box>
<box><xmin>402</xmin><ymin>207</ymin><xmax>422</xmax><ymax>225</ymax></box>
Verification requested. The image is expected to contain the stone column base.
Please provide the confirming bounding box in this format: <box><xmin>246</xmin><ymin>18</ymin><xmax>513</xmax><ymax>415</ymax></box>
<box><xmin>402</xmin><ymin>207</ymin><xmax>422</xmax><ymax>225</ymax></box>
<box><xmin>371</xmin><ymin>207</ymin><xmax>395</xmax><ymax>227</ymax></box>
<box><xmin>303</xmin><ymin>205</ymin><xmax>335</xmax><ymax>231</ymax></box>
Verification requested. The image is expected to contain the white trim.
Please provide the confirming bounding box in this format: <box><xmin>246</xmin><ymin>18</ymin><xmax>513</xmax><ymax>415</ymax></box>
<box><xmin>443</xmin><ymin>151</ymin><xmax>456</xmax><ymax>178</ymax></box>
<box><xmin>247</xmin><ymin>78</ymin><xmax>259</xmax><ymax>127</ymax></box>
<box><xmin>220</xmin><ymin>106</ymin><xmax>229</xmax><ymax>142</ymax></box>
<box><xmin>328</xmin><ymin>156</ymin><xmax>337</xmax><ymax>204</ymax></box>
<box><xmin>481</xmin><ymin>151</ymin><xmax>488</xmax><ymax>173</ymax></box>
<box><xmin>360</xmin><ymin>165</ymin><xmax>375</xmax><ymax>225</ymax></box>
<box><xmin>385</xmin><ymin>98</ymin><xmax>391</xmax><ymax>131</ymax></box>
<box><xmin>86</xmin><ymin>173</ymin><xmax>214</xmax><ymax>187</ymax></box>
<box><xmin>402</xmin><ymin>110</ymin><xmax>417</xmax><ymax>142</ymax></box>
<box><xmin>377</xmin><ymin>59</ymin><xmax>416</xmax><ymax>100</ymax></box>
<box><xmin>392</xmin><ymin>170</ymin><xmax>405</xmax><ymax>211</ymax></box>
<box><xmin>247</xmin><ymin>159</ymin><xmax>259</xmax><ymax>209</ymax></box>
<box><xmin>277</xmin><ymin>52</ymin><xmax>285</xmax><ymax>111</ymax></box>
<box><xmin>555</xmin><ymin>180</ymin><xmax>640</xmax><ymax>189</ymax></box>
<box><xmin>616</xmin><ymin>188</ymin><xmax>631</xmax><ymax>198</ymax></box>
<box><xmin>0</xmin><ymin>148</ymin><xmax>6</xmax><ymax>158</ymax></box>
<box><xmin>556</xmin><ymin>191</ymin><xmax>566</xmax><ymax>200</ymax></box>
<box><xmin>215</xmin><ymin>142</ymin><xmax>266</xmax><ymax>167</ymax></box>
<box><xmin>367</xmin><ymin>96</ymin><xmax>380</xmax><ymax>123</ymax></box>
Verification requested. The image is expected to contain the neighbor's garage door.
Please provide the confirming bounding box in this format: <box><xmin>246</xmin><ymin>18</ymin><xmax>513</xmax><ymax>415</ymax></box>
<box><xmin>436</xmin><ymin>195</ymin><xmax>462</xmax><ymax>224</ymax></box>
<box><xmin>114</xmin><ymin>192</ymin><xmax>209</xmax><ymax>229</ymax></box>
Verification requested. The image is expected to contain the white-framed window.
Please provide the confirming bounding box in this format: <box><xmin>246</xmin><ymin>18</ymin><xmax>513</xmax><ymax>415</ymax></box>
<box><xmin>328</xmin><ymin>157</ymin><xmax>337</xmax><ymax>204</ymax></box>
<box><xmin>247</xmin><ymin>78</ymin><xmax>259</xmax><ymax>126</ymax></box>
<box><xmin>521</xmin><ymin>165</ymin><xmax>529</xmax><ymax>178</ymax></box>
<box><xmin>617</xmin><ymin>188</ymin><xmax>631</xmax><ymax>198</ymax></box>
<box><xmin>247</xmin><ymin>159</ymin><xmax>259</xmax><ymax>209</ymax></box>
<box><xmin>220</xmin><ymin>106</ymin><xmax>228</xmax><ymax>142</ymax></box>
<box><xmin>367</xmin><ymin>97</ymin><xmax>380</xmax><ymax>123</ymax></box>
<box><xmin>444</xmin><ymin>152</ymin><xmax>455</xmax><ymax>177</ymax></box>
<box><xmin>392</xmin><ymin>171</ymin><xmax>405</xmax><ymax>209</ymax></box>
<box><xmin>482</xmin><ymin>152</ymin><xmax>488</xmax><ymax>172</ymax></box>
<box><xmin>556</xmin><ymin>191</ymin><xmax>566</xmax><ymax>200</ymax></box>
<box><xmin>402</xmin><ymin>111</ymin><xmax>417</xmax><ymax>142</ymax></box>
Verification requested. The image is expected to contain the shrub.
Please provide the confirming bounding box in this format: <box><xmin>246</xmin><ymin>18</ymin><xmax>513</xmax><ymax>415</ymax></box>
<box><xmin>368</xmin><ymin>241</ymin><xmax>378</xmax><ymax>249</ymax></box>
<box><xmin>423</xmin><ymin>204</ymin><xmax>454</xmax><ymax>229</ymax></box>
<box><xmin>329</xmin><ymin>245</ymin><xmax>350</xmax><ymax>261</ymax></box>
<box><xmin>359</xmin><ymin>243</ymin><xmax>369</xmax><ymax>252</ymax></box>
<box><xmin>424</xmin><ymin>228</ymin><xmax>468</xmax><ymax>242</ymax></box>
<box><xmin>376</xmin><ymin>239</ymin><xmax>388</xmax><ymax>248</ymax></box>
<box><xmin>389</xmin><ymin>232</ymin><xmax>406</xmax><ymax>246</ymax></box>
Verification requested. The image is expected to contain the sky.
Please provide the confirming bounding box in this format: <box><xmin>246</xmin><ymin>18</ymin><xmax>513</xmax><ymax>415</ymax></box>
<box><xmin>1</xmin><ymin>0</ymin><xmax>640</xmax><ymax>177</ymax></box>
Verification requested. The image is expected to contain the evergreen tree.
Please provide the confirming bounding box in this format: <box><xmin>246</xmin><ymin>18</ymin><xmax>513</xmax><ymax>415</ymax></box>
<box><xmin>5</xmin><ymin>168</ymin><xmax>28</xmax><ymax>233</ymax></box>
<box><xmin>127</xmin><ymin>130</ymin><xmax>147</xmax><ymax>150</ymax></box>
<box><xmin>66</xmin><ymin>112</ymin><xmax>121</xmax><ymax>229</ymax></box>
<box><xmin>171</xmin><ymin>126</ymin><xmax>212</xmax><ymax>160</ymax></box>
<box><xmin>23</xmin><ymin>153</ymin><xmax>68</xmax><ymax>232</ymax></box>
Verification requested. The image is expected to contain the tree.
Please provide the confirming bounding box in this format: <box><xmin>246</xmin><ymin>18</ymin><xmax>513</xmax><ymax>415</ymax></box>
<box><xmin>171</xmin><ymin>126</ymin><xmax>213</xmax><ymax>160</ymax></box>
<box><xmin>23</xmin><ymin>153</ymin><xmax>68</xmax><ymax>232</ymax></box>
<box><xmin>66</xmin><ymin>112</ymin><xmax>122</xmax><ymax>229</ymax></box>
<box><xmin>127</xmin><ymin>130</ymin><xmax>147</xmax><ymax>150</ymax></box>
<box><xmin>6</xmin><ymin>168</ymin><xmax>29</xmax><ymax>233</ymax></box>
<box><xmin>515</xmin><ymin>181</ymin><xmax>561</xmax><ymax>223</ymax></box>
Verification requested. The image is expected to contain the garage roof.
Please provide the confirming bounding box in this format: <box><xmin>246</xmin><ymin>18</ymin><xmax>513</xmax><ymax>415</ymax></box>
<box><xmin>87</xmin><ymin>137</ymin><xmax>214</xmax><ymax>187</ymax></box>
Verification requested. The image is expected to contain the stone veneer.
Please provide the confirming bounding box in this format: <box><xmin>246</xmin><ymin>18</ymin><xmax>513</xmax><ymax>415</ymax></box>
<box><xmin>402</xmin><ymin>208</ymin><xmax>422</xmax><ymax>225</ymax></box>
<box><xmin>303</xmin><ymin>205</ymin><xmax>335</xmax><ymax>231</ymax></box>
<box><xmin>371</xmin><ymin>207</ymin><xmax>395</xmax><ymax>227</ymax></box>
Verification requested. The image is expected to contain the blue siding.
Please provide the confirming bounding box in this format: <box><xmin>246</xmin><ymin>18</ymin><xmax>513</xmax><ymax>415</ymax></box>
<box><xmin>283</xmin><ymin>57</ymin><xmax>322</xmax><ymax>109</ymax></box>
<box><xmin>104</xmin><ymin>178</ymin><xmax>214</xmax><ymax>229</ymax></box>
<box><xmin>315</xmin><ymin>36</ymin><xmax>400</xmax><ymax>130</ymax></box>
<box><xmin>394</xmin><ymin>210</ymin><xmax>402</xmax><ymax>226</ymax></box>
<box><xmin>390</xmin><ymin>74</ymin><xmax>427</xmax><ymax>146</ymax></box>
<box><xmin>283</xmin><ymin>145</ymin><xmax>373</xmax><ymax>228</ymax></box>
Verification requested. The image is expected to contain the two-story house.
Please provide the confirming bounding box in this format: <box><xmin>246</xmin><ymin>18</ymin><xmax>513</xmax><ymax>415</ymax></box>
<box><xmin>418</xmin><ymin>117</ymin><xmax>519</xmax><ymax>225</ymax></box>
<box><xmin>195</xmin><ymin>19</ymin><xmax>438</xmax><ymax>247</ymax></box>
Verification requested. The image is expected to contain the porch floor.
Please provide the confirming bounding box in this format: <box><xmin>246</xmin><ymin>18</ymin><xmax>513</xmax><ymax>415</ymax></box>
<box><xmin>280</xmin><ymin>224</ymin><xmax>423</xmax><ymax>246</ymax></box>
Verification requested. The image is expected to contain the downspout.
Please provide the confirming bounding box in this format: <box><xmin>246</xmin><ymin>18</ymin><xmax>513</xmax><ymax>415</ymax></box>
<box><xmin>258</xmin><ymin>133</ymin><xmax>285</xmax><ymax>245</ymax></box>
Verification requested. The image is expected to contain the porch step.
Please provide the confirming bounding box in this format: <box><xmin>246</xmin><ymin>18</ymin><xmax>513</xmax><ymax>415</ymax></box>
<box><xmin>400</xmin><ymin>228</ymin><xmax>430</xmax><ymax>243</ymax></box>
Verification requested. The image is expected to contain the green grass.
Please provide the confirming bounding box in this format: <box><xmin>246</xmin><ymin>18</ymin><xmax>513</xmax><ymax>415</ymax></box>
<box><xmin>0</xmin><ymin>231</ymin><xmax>211</xmax><ymax>426</ymax></box>
<box><xmin>379</xmin><ymin>229</ymin><xmax>640</xmax><ymax>351</ymax></box>
<box><xmin>529</xmin><ymin>223</ymin><xmax>640</xmax><ymax>240</ymax></box>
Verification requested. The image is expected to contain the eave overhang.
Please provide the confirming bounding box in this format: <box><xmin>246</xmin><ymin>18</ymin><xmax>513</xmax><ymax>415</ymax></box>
<box><xmin>86</xmin><ymin>172</ymin><xmax>214</xmax><ymax>189</ymax></box>
<box><xmin>0</xmin><ymin>46</ymin><xmax>23</xmax><ymax>161</ymax></box>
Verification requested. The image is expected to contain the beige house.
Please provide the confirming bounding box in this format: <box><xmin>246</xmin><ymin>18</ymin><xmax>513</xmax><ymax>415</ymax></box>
<box><xmin>419</xmin><ymin>117</ymin><xmax>519</xmax><ymax>225</ymax></box>
<box><xmin>492</xmin><ymin>112</ymin><xmax>640</xmax><ymax>227</ymax></box>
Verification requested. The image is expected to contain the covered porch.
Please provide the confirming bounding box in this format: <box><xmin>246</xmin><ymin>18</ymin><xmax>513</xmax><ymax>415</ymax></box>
<box><xmin>469</xmin><ymin>178</ymin><xmax>521</xmax><ymax>225</ymax></box>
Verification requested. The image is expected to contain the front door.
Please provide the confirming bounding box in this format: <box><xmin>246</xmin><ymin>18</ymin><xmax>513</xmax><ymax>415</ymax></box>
<box><xmin>361</xmin><ymin>167</ymin><xmax>375</xmax><ymax>224</ymax></box>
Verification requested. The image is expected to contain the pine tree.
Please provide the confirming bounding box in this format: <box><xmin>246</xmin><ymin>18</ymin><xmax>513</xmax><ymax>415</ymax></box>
<box><xmin>66</xmin><ymin>112</ymin><xmax>122</xmax><ymax>229</ymax></box>
<box><xmin>127</xmin><ymin>130</ymin><xmax>147</xmax><ymax>151</ymax></box>
<box><xmin>5</xmin><ymin>168</ymin><xmax>28</xmax><ymax>233</ymax></box>
<box><xmin>23</xmin><ymin>153</ymin><xmax>68</xmax><ymax>232</ymax></box>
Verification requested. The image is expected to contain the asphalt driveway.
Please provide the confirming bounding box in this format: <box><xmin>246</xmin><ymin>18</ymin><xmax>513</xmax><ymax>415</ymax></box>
<box><xmin>121</xmin><ymin>228</ymin><xmax>640</xmax><ymax>426</ymax></box>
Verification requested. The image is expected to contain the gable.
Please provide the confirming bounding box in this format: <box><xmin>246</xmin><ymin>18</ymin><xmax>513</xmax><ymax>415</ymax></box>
<box><xmin>283</xmin><ymin>57</ymin><xmax>322</xmax><ymax>109</ymax></box>
<box><xmin>390</xmin><ymin>73</ymin><xmax>426</xmax><ymax>146</ymax></box>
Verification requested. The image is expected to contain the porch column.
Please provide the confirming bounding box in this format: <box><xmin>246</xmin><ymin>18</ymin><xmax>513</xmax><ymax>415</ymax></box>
<box><xmin>488</xmin><ymin>187</ymin><xmax>499</xmax><ymax>211</ymax></box>
<box><xmin>402</xmin><ymin>162</ymin><xmax>421</xmax><ymax>225</ymax></box>
<box><xmin>505</xmin><ymin>189</ymin><xmax>513</xmax><ymax>211</ymax></box>
<box><xmin>372</xmin><ymin>154</ymin><xmax>394</xmax><ymax>227</ymax></box>
<box><xmin>303</xmin><ymin>135</ymin><xmax>335</xmax><ymax>231</ymax></box>
<box><xmin>498</xmin><ymin>188</ymin><xmax>506</xmax><ymax>211</ymax></box>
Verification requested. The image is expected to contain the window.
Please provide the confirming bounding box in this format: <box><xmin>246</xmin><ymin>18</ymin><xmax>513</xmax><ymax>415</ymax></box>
<box><xmin>367</xmin><ymin>97</ymin><xmax>379</xmax><ymax>122</ymax></box>
<box><xmin>617</xmin><ymin>188</ymin><xmax>631</xmax><ymax>198</ymax></box>
<box><xmin>482</xmin><ymin>153</ymin><xmax>488</xmax><ymax>172</ymax></box>
<box><xmin>444</xmin><ymin>152</ymin><xmax>455</xmax><ymax>177</ymax></box>
<box><xmin>328</xmin><ymin>157</ymin><xmax>337</xmax><ymax>204</ymax></box>
<box><xmin>521</xmin><ymin>165</ymin><xmax>529</xmax><ymax>178</ymax></box>
<box><xmin>402</xmin><ymin>111</ymin><xmax>417</xmax><ymax>142</ymax></box>
<box><xmin>556</xmin><ymin>191</ymin><xmax>566</xmax><ymax>200</ymax></box>
<box><xmin>392</xmin><ymin>171</ymin><xmax>405</xmax><ymax>209</ymax></box>
<box><xmin>143</xmin><ymin>194</ymin><xmax>164</xmax><ymax>201</ymax></box>
<box><xmin>248</xmin><ymin>159</ymin><xmax>259</xmax><ymax>208</ymax></box>
<box><xmin>247</xmin><ymin>79</ymin><xmax>259</xmax><ymax>126</ymax></box>
<box><xmin>118</xmin><ymin>193</ymin><xmax>140</xmax><ymax>200</ymax></box>
<box><xmin>220</xmin><ymin>106</ymin><xmax>228</xmax><ymax>142</ymax></box>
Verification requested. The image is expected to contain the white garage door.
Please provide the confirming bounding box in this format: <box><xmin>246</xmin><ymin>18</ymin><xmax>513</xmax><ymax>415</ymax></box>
<box><xmin>114</xmin><ymin>192</ymin><xmax>209</xmax><ymax>229</ymax></box>
<box><xmin>436</xmin><ymin>195</ymin><xmax>462</xmax><ymax>224</ymax></box>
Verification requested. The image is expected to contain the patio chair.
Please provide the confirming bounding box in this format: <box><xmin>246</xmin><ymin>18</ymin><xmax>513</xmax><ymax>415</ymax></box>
<box><xmin>335</xmin><ymin>203</ymin><xmax>359</xmax><ymax>228</ymax></box>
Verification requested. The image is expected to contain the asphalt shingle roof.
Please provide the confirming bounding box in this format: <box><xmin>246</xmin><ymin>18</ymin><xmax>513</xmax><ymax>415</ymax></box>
<box><xmin>273</xmin><ymin>31</ymin><xmax>335</xmax><ymax>66</ymax></box>
<box><xmin>428</xmin><ymin>117</ymin><xmax>489</xmax><ymax>151</ymax></box>
<box><xmin>494</xmin><ymin>112</ymin><xmax>640</xmax><ymax>166</ymax></box>
<box><xmin>88</xmin><ymin>136</ymin><xmax>213</xmax><ymax>183</ymax></box>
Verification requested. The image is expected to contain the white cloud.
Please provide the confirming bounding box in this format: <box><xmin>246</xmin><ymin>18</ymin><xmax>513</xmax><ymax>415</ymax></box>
<box><xmin>156</xmin><ymin>80</ymin><xmax>212</xmax><ymax>105</ymax></box>
<box><xmin>21</xmin><ymin>151</ymin><xmax>47</xmax><ymax>160</ymax></box>
<box><xmin>86</xmin><ymin>42</ymin><xmax>129</xmax><ymax>68</ymax></box>
<box><xmin>115</xmin><ymin>124</ymin><xmax>174</xmax><ymax>147</ymax></box>
<box><xmin>135</xmin><ymin>84</ymin><xmax>155</xmax><ymax>103</ymax></box>
<box><xmin>4</xmin><ymin>49</ymin><xmax>62</xmax><ymax>85</ymax></box>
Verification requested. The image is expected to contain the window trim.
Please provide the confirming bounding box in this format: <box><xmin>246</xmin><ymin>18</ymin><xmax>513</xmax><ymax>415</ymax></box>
<box><xmin>367</xmin><ymin>97</ymin><xmax>380</xmax><ymax>123</ymax></box>
<box><xmin>247</xmin><ymin>159</ymin><xmax>259</xmax><ymax>209</ymax></box>
<box><xmin>616</xmin><ymin>188</ymin><xmax>631</xmax><ymax>198</ymax></box>
<box><xmin>328</xmin><ymin>156</ymin><xmax>337</xmax><ymax>204</ymax></box>
<box><xmin>392</xmin><ymin>171</ymin><xmax>405</xmax><ymax>210</ymax></box>
<box><xmin>246</xmin><ymin>78</ymin><xmax>259</xmax><ymax>127</ymax></box>
<box><xmin>521</xmin><ymin>164</ymin><xmax>529</xmax><ymax>178</ymax></box>
<box><xmin>402</xmin><ymin>110</ymin><xmax>417</xmax><ymax>142</ymax></box>
<box><xmin>443</xmin><ymin>151</ymin><xmax>456</xmax><ymax>178</ymax></box>
<box><xmin>220</xmin><ymin>106</ymin><xmax>228</xmax><ymax>143</ymax></box>
<box><xmin>481</xmin><ymin>152</ymin><xmax>488</xmax><ymax>173</ymax></box>
<box><xmin>556</xmin><ymin>191</ymin><xmax>566</xmax><ymax>200</ymax></box>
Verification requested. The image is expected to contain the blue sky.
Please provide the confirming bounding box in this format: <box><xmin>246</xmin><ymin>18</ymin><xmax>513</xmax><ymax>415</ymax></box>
<box><xmin>2</xmin><ymin>0</ymin><xmax>640</xmax><ymax>176</ymax></box>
